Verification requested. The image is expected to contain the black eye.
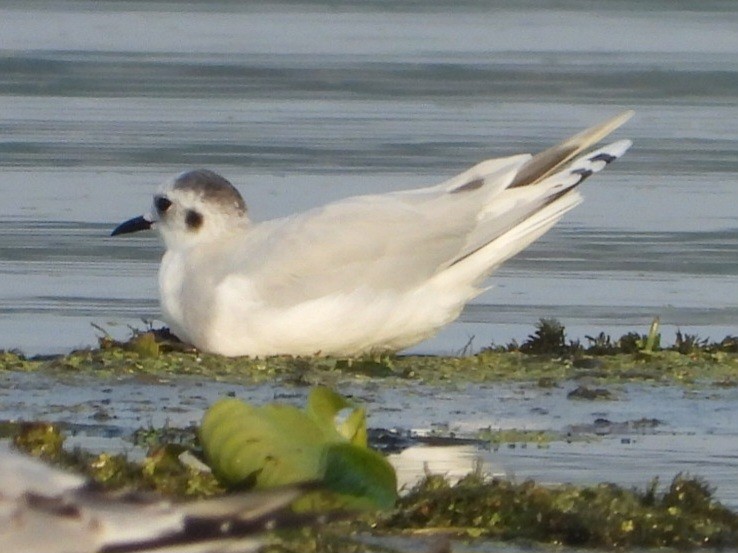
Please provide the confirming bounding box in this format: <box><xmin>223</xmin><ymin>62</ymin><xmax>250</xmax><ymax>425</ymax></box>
<box><xmin>155</xmin><ymin>196</ymin><xmax>172</xmax><ymax>213</ymax></box>
<box><xmin>185</xmin><ymin>209</ymin><xmax>203</xmax><ymax>230</ymax></box>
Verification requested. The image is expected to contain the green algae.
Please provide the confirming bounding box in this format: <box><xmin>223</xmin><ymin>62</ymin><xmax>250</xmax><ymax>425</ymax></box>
<box><xmin>380</xmin><ymin>471</ymin><xmax>738</xmax><ymax>549</ymax></box>
<box><xmin>0</xmin><ymin>350</ymin><xmax>43</xmax><ymax>372</ymax></box>
<box><xmin>12</xmin><ymin>423</ymin><xmax>738</xmax><ymax>551</ymax></box>
<box><xmin>3</xmin><ymin>336</ymin><xmax>738</xmax><ymax>388</ymax></box>
<box><xmin>9</xmin><ymin>422</ymin><xmax>223</xmax><ymax>497</ymax></box>
<box><xmin>263</xmin><ymin>470</ymin><xmax>738</xmax><ymax>551</ymax></box>
<box><xmin>475</xmin><ymin>428</ymin><xmax>557</xmax><ymax>448</ymax></box>
<box><xmin>3</xmin><ymin>318</ymin><xmax>738</xmax><ymax>387</ymax></box>
<box><xmin>8</xmin><ymin>417</ymin><xmax>738</xmax><ymax>550</ymax></box>
<box><xmin>2</xmin><ymin>319</ymin><xmax>738</xmax><ymax>387</ymax></box>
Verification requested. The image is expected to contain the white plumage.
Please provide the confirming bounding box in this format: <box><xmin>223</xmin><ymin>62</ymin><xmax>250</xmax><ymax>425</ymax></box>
<box><xmin>113</xmin><ymin>111</ymin><xmax>633</xmax><ymax>356</ymax></box>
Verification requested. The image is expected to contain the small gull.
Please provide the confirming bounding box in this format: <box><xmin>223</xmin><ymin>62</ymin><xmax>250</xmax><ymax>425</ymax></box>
<box><xmin>0</xmin><ymin>443</ymin><xmax>306</xmax><ymax>553</ymax></box>
<box><xmin>113</xmin><ymin>111</ymin><xmax>633</xmax><ymax>356</ymax></box>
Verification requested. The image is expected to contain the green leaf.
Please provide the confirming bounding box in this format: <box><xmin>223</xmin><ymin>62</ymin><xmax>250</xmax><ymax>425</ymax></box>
<box><xmin>201</xmin><ymin>399</ymin><xmax>324</xmax><ymax>487</ymax></box>
<box><xmin>322</xmin><ymin>442</ymin><xmax>398</xmax><ymax>510</ymax></box>
<box><xmin>306</xmin><ymin>386</ymin><xmax>367</xmax><ymax>446</ymax></box>
<box><xmin>200</xmin><ymin>390</ymin><xmax>397</xmax><ymax>511</ymax></box>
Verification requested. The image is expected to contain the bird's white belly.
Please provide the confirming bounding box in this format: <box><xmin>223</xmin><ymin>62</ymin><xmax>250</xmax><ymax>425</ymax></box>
<box><xmin>158</xmin><ymin>249</ymin><xmax>215</xmax><ymax>348</ymax></box>
<box><xmin>158</xmin><ymin>251</ymin><xmax>188</xmax><ymax>341</ymax></box>
<box><xmin>204</xmin><ymin>276</ymin><xmax>474</xmax><ymax>357</ymax></box>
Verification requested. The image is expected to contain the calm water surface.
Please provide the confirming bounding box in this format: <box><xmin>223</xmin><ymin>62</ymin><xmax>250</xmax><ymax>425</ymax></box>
<box><xmin>2</xmin><ymin>1</ymin><xmax>737</xmax><ymax>354</ymax></box>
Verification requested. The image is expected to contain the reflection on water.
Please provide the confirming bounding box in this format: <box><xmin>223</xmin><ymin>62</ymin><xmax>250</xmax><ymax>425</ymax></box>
<box><xmin>1</xmin><ymin>1</ymin><xmax>737</xmax><ymax>355</ymax></box>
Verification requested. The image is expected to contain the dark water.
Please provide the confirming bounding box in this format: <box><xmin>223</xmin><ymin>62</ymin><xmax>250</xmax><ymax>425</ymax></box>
<box><xmin>1</xmin><ymin>0</ymin><xmax>737</xmax><ymax>353</ymax></box>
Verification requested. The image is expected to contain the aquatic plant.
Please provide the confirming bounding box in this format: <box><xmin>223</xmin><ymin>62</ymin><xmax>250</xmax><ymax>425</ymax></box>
<box><xmin>476</xmin><ymin>428</ymin><xmax>555</xmax><ymax>448</ymax></box>
<box><xmin>673</xmin><ymin>329</ymin><xmax>710</xmax><ymax>355</ymax></box>
<box><xmin>10</xmin><ymin>423</ymin><xmax>221</xmax><ymax>497</ymax></box>
<box><xmin>718</xmin><ymin>336</ymin><xmax>738</xmax><ymax>353</ymax></box>
<box><xmin>4</xmin><ymin>317</ymin><xmax>738</xmax><ymax>388</ymax></box>
<box><xmin>584</xmin><ymin>331</ymin><xmax>620</xmax><ymax>355</ymax></box>
<box><xmin>200</xmin><ymin>387</ymin><xmax>397</xmax><ymax>511</ymax></box>
<box><xmin>381</xmin><ymin>471</ymin><xmax>738</xmax><ymax>548</ymax></box>
<box><xmin>10</xmin><ymin>419</ymin><xmax>738</xmax><ymax>550</ymax></box>
<box><xmin>12</xmin><ymin>421</ymin><xmax>64</xmax><ymax>460</ymax></box>
<box><xmin>617</xmin><ymin>331</ymin><xmax>645</xmax><ymax>354</ymax></box>
<box><xmin>519</xmin><ymin>318</ymin><xmax>581</xmax><ymax>355</ymax></box>
<box><xmin>638</xmin><ymin>317</ymin><xmax>662</xmax><ymax>354</ymax></box>
<box><xmin>615</xmin><ymin>318</ymin><xmax>662</xmax><ymax>355</ymax></box>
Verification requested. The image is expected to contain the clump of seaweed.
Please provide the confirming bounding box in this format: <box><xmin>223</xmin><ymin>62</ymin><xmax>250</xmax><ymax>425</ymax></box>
<box><xmin>10</xmin><ymin>423</ymin><xmax>221</xmax><ymax>497</ymax></box>
<box><xmin>518</xmin><ymin>319</ymin><xmax>581</xmax><ymax>355</ymax></box>
<box><xmin>717</xmin><ymin>336</ymin><xmax>738</xmax><ymax>353</ymax></box>
<box><xmin>476</xmin><ymin>428</ymin><xmax>555</xmax><ymax>449</ymax></box>
<box><xmin>0</xmin><ymin>350</ymin><xmax>42</xmax><ymax>371</ymax></box>
<box><xmin>3</xmin><ymin>318</ymin><xmax>738</xmax><ymax>387</ymax></box>
<box><xmin>584</xmin><ymin>332</ymin><xmax>620</xmax><ymax>355</ymax></box>
<box><xmin>673</xmin><ymin>329</ymin><xmax>710</xmax><ymax>355</ymax></box>
<box><xmin>381</xmin><ymin>470</ymin><xmax>738</xmax><ymax>548</ymax></box>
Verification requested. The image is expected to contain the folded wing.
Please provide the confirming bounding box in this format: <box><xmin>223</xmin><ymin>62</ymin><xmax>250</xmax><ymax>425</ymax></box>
<box><xmin>226</xmin><ymin>111</ymin><xmax>633</xmax><ymax>305</ymax></box>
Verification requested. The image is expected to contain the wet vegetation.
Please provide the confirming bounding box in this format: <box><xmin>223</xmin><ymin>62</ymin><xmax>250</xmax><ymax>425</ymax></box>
<box><xmin>8</xmin><ymin>423</ymin><xmax>738</xmax><ymax>550</ymax></box>
<box><xmin>2</xmin><ymin>318</ymin><xmax>738</xmax><ymax>387</ymax></box>
<box><xmin>381</xmin><ymin>470</ymin><xmax>738</xmax><ymax>549</ymax></box>
<box><xmin>200</xmin><ymin>389</ymin><xmax>398</xmax><ymax>511</ymax></box>
<box><xmin>9</xmin><ymin>421</ymin><xmax>223</xmax><ymax>497</ymax></box>
<box><xmin>4</xmin><ymin>320</ymin><xmax>738</xmax><ymax>550</ymax></box>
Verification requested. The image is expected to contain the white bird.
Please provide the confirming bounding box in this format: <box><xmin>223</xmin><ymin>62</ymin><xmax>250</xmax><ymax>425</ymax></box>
<box><xmin>0</xmin><ymin>443</ymin><xmax>305</xmax><ymax>553</ymax></box>
<box><xmin>112</xmin><ymin>111</ymin><xmax>633</xmax><ymax>357</ymax></box>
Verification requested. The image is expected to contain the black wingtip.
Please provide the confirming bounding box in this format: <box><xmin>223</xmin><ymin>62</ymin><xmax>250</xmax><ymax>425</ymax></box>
<box><xmin>589</xmin><ymin>152</ymin><xmax>617</xmax><ymax>164</ymax></box>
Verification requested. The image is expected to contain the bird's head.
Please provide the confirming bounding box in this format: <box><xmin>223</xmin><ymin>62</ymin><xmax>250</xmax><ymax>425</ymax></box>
<box><xmin>111</xmin><ymin>169</ymin><xmax>249</xmax><ymax>250</ymax></box>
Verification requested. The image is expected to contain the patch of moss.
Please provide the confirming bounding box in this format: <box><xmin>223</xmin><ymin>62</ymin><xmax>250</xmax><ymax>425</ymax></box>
<box><xmin>263</xmin><ymin>527</ymin><xmax>385</xmax><ymax>553</ymax></box>
<box><xmin>380</xmin><ymin>471</ymin><xmax>738</xmax><ymax>548</ymax></box>
<box><xmin>0</xmin><ymin>350</ymin><xmax>43</xmax><ymax>371</ymax></box>
<box><xmin>566</xmin><ymin>385</ymin><xmax>615</xmax><ymax>401</ymax></box>
<box><xmin>130</xmin><ymin>424</ymin><xmax>200</xmax><ymax>451</ymax></box>
<box><xmin>3</xmin><ymin>321</ymin><xmax>738</xmax><ymax>387</ymax></box>
<box><xmin>9</xmin><ymin>421</ymin><xmax>738</xmax><ymax>550</ymax></box>
<box><xmin>12</xmin><ymin>421</ymin><xmax>65</xmax><ymax>459</ymax></box>
<box><xmin>10</xmin><ymin>423</ymin><xmax>222</xmax><ymax>497</ymax></box>
<box><xmin>475</xmin><ymin>428</ymin><xmax>556</xmax><ymax>448</ymax></box>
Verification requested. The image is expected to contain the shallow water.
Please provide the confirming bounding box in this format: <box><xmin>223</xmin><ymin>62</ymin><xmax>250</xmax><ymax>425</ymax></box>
<box><xmin>5</xmin><ymin>369</ymin><xmax>738</xmax><ymax>510</ymax></box>
<box><xmin>1</xmin><ymin>1</ymin><xmax>737</xmax><ymax>354</ymax></box>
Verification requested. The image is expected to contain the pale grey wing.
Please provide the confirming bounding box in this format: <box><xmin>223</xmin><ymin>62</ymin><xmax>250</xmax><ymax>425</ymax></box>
<box><xmin>440</xmin><ymin>112</ymin><xmax>634</xmax><ymax>269</ymax></box>
<box><xmin>231</xmin><ymin>165</ymin><xmax>524</xmax><ymax>306</ymax></box>
<box><xmin>217</xmin><ymin>112</ymin><xmax>632</xmax><ymax>307</ymax></box>
<box><xmin>372</xmin><ymin>110</ymin><xmax>634</xmax><ymax>271</ymax></box>
<box><xmin>414</xmin><ymin>153</ymin><xmax>532</xmax><ymax>193</ymax></box>
<box><xmin>448</xmin><ymin>138</ymin><xmax>632</xmax><ymax>272</ymax></box>
<box><xmin>233</xmin><ymin>199</ymin><xmax>475</xmax><ymax>306</ymax></box>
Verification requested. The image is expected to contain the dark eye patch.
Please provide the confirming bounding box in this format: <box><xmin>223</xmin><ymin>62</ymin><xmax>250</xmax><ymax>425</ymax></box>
<box><xmin>185</xmin><ymin>209</ymin><xmax>203</xmax><ymax>230</ymax></box>
<box><xmin>154</xmin><ymin>196</ymin><xmax>172</xmax><ymax>213</ymax></box>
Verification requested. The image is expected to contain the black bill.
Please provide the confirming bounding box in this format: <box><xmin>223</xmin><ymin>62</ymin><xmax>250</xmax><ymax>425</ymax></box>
<box><xmin>111</xmin><ymin>215</ymin><xmax>153</xmax><ymax>236</ymax></box>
